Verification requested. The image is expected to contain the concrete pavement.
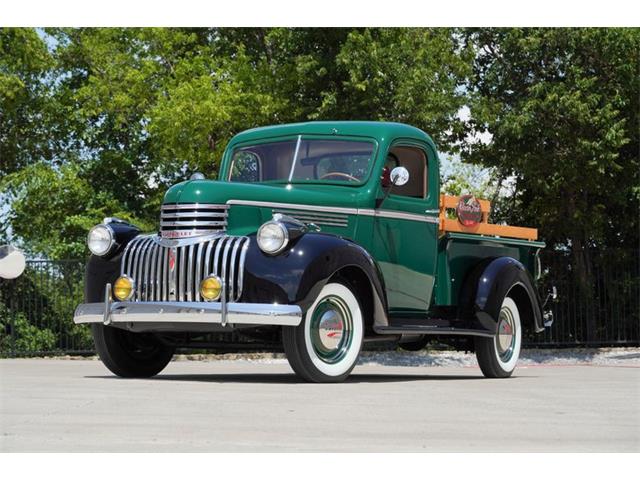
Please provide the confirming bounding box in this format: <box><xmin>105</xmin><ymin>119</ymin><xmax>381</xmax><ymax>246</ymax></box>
<box><xmin>1</xmin><ymin>358</ymin><xmax>638</xmax><ymax>452</ymax></box>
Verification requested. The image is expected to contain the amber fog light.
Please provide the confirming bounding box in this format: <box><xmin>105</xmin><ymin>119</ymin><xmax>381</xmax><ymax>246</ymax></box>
<box><xmin>113</xmin><ymin>275</ymin><xmax>134</xmax><ymax>301</ymax></box>
<box><xmin>200</xmin><ymin>275</ymin><xmax>222</xmax><ymax>301</ymax></box>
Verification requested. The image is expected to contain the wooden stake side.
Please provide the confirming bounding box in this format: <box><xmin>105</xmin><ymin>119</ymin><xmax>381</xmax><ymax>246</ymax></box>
<box><xmin>439</xmin><ymin>194</ymin><xmax>538</xmax><ymax>241</ymax></box>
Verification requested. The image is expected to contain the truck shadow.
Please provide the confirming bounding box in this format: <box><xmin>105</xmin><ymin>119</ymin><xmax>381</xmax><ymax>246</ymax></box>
<box><xmin>86</xmin><ymin>373</ymin><xmax>494</xmax><ymax>384</ymax></box>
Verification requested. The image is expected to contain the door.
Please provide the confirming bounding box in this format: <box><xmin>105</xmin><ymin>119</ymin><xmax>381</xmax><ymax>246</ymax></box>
<box><xmin>371</xmin><ymin>142</ymin><xmax>439</xmax><ymax>318</ymax></box>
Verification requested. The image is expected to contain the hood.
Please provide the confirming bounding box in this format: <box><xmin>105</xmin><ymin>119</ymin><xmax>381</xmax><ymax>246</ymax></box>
<box><xmin>163</xmin><ymin>180</ymin><xmax>372</xmax><ymax>209</ymax></box>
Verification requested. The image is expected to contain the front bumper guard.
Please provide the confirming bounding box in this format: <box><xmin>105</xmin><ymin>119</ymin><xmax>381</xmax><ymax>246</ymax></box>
<box><xmin>74</xmin><ymin>283</ymin><xmax>302</xmax><ymax>328</ymax></box>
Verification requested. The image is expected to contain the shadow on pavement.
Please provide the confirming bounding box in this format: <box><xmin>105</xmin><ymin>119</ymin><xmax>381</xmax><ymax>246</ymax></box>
<box><xmin>85</xmin><ymin>372</ymin><xmax>493</xmax><ymax>384</ymax></box>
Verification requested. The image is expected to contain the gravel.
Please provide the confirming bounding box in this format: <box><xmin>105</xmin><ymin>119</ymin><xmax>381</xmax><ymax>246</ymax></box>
<box><xmin>23</xmin><ymin>347</ymin><xmax>640</xmax><ymax>367</ymax></box>
<box><xmin>171</xmin><ymin>347</ymin><xmax>640</xmax><ymax>367</ymax></box>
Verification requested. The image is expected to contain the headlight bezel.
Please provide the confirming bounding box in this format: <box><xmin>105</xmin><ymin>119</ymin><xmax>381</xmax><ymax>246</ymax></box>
<box><xmin>87</xmin><ymin>223</ymin><xmax>116</xmax><ymax>257</ymax></box>
<box><xmin>257</xmin><ymin>220</ymin><xmax>290</xmax><ymax>255</ymax></box>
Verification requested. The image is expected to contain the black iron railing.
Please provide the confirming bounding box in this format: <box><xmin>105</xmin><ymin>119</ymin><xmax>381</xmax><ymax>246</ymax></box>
<box><xmin>0</xmin><ymin>251</ymin><xmax>638</xmax><ymax>356</ymax></box>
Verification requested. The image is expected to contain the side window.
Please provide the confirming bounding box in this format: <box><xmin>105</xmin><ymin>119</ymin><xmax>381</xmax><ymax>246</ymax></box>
<box><xmin>386</xmin><ymin>145</ymin><xmax>428</xmax><ymax>198</ymax></box>
<box><xmin>230</xmin><ymin>151</ymin><xmax>261</xmax><ymax>182</ymax></box>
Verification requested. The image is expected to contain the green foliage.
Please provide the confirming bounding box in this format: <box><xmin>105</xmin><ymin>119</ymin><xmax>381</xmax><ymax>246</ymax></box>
<box><xmin>0</xmin><ymin>261</ymin><xmax>92</xmax><ymax>356</ymax></box>
<box><xmin>0</xmin><ymin>312</ymin><xmax>57</xmax><ymax>355</ymax></box>
<box><xmin>0</xmin><ymin>28</ymin><xmax>55</xmax><ymax>177</ymax></box>
<box><xmin>1</xmin><ymin>27</ymin><xmax>637</xmax><ymax>265</ymax></box>
<box><xmin>462</xmin><ymin>28</ymin><xmax>640</xmax><ymax>252</ymax></box>
<box><xmin>1</xmin><ymin>27</ymin><xmax>473</xmax><ymax>260</ymax></box>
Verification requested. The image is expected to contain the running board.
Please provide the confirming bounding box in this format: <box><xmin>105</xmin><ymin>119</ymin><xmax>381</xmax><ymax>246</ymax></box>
<box><xmin>374</xmin><ymin>325</ymin><xmax>494</xmax><ymax>338</ymax></box>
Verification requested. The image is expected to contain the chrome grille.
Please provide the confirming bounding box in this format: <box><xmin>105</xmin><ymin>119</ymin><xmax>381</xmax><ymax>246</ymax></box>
<box><xmin>120</xmin><ymin>235</ymin><xmax>249</xmax><ymax>302</ymax></box>
<box><xmin>160</xmin><ymin>203</ymin><xmax>229</xmax><ymax>239</ymax></box>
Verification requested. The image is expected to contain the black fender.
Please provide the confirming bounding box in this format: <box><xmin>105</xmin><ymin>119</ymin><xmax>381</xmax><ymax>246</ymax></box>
<box><xmin>459</xmin><ymin>256</ymin><xmax>545</xmax><ymax>334</ymax></box>
<box><xmin>85</xmin><ymin>251</ymin><xmax>125</xmax><ymax>303</ymax></box>
<box><xmin>241</xmin><ymin>232</ymin><xmax>388</xmax><ymax>317</ymax></box>
<box><xmin>85</xmin><ymin>222</ymin><xmax>140</xmax><ymax>302</ymax></box>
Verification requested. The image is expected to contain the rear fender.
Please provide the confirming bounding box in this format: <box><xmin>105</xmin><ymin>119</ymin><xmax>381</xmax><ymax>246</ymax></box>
<box><xmin>459</xmin><ymin>256</ymin><xmax>544</xmax><ymax>334</ymax></box>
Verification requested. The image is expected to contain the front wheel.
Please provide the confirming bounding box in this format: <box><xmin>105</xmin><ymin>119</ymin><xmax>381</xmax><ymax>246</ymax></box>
<box><xmin>282</xmin><ymin>282</ymin><xmax>364</xmax><ymax>383</ymax></box>
<box><xmin>92</xmin><ymin>324</ymin><xmax>175</xmax><ymax>378</ymax></box>
<box><xmin>475</xmin><ymin>296</ymin><xmax>522</xmax><ymax>378</ymax></box>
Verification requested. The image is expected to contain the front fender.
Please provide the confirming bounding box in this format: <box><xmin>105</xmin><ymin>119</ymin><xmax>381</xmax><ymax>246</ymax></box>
<box><xmin>240</xmin><ymin>232</ymin><xmax>388</xmax><ymax>314</ymax></box>
<box><xmin>459</xmin><ymin>256</ymin><xmax>545</xmax><ymax>334</ymax></box>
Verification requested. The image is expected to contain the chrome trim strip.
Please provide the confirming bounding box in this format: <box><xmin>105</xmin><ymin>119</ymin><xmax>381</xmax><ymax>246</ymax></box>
<box><xmin>149</xmin><ymin>242</ymin><xmax>159</xmax><ymax>301</ymax></box>
<box><xmin>204</xmin><ymin>239</ymin><xmax>214</xmax><ymax>276</ymax></box>
<box><xmin>186</xmin><ymin>244</ymin><xmax>194</xmax><ymax>302</ymax></box>
<box><xmin>143</xmin><ymin>239</ymin><xmax>154</xmax><ymax>301</ymax></box>
<box><xmin>162</xmin><ymin>204</ymin><xmax>230</xmax><ymax>211</ymax></box>
<box><xmin>213</xmin><ymin>237</ymin><xmax>226</xmax><ymax>278</ymax></box>
<box><xmin>220</xmin><ymin>238</ymin><xmax>233</xmax><ymax>325</ymax></box>
<box><xmin>229</xmin><ymin>237</ymin><xmax>242</xmax><ymax>303</ymax></box>
<box><xmin>195</xmin><ymin>242</ymin><xmax>203</xmax><ymax>302</ymax></box>
<box><xmin>358</xmin><ymin>209</ymin><xmax>440</xmax><ymax>224</ymax></box>
<box><xmin>237</xmin><ymin>239</ymin><xmax>249</xmax><ymax>300</ymax></box>
<box><xmin>156</xmin><ymin>243</ymin><xmax>163</xmax><ymax>301</ymax></box>
<box><xmin>228</xmin><ymin>199</ymin><xmax>439</xmax><ymax>225</ymax></box>
<box><xmin>154</xmin><ymin>233</ymin><xmax>224</xmax><ymax>248</ymax></box>
<box><xmin>74</xmin><ymin>301</ymin><xmax>302</xmax><ymax>327</ymax></box>
<box><xmin>161</xmin><ymin>220</ymin><xmax>227</xmax><ymax>227</ymax></box>
<box><xmin>178</xmin><ymin>244</ymin><xmax>186</xmax><ymax>301</ymax></box>
<box><xmin>161</xmin><ymin>211</ymin><xmax>228</xmax><ymax>218</ymax></box>
<box><xmin>161</xmin><ymin>246</ymin><xmax>168</xmax><ymax>301</ymax></box>
<box><xmin>128</xmin><ymin>236</ymin><xmax>144</xmax><ymax>284</ymax></box>
<box><xmin>136</xmin><ymin>237</ymin><xmax>153</xmax><ymax>301</ymax></box>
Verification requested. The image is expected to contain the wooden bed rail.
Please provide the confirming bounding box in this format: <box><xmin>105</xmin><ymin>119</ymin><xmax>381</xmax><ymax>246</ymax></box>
<box><xmin>439</xmin><ymin>194</ymin><xmax>538</xmax><ymax>241</ymax></box>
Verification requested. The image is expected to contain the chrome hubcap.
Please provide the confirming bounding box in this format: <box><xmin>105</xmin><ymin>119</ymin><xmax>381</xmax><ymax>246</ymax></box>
<box><xmin>317</xmin><ymin>310</ymin><xmax>344</xmax><ymax>350</ymax></box>
<box><xmin>310</xmin><ymin>295</ymin><xmax>353</xmax><ymax>364</ymax></box>
<box><xmin>496</xmin><ymin>306</ymin><xmax>516</xmax><ymax>362</ymax></box>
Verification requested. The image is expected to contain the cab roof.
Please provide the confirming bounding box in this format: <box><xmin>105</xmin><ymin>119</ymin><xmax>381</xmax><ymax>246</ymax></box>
<box><xmin>227</xmin><ymin>121</ymin><xmax>438</xmax><ymax>152</ymax></box>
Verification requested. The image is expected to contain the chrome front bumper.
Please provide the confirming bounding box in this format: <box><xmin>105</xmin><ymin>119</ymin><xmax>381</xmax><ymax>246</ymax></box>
<box><xmin>74</xmin><ymin>301</ymin><xmax>301</xmax><ymax>327</ymax></box>
<box><xmin>74</xmin><ymin>295</ymin><xmax>302</xmax><ymax>329</ymax></box>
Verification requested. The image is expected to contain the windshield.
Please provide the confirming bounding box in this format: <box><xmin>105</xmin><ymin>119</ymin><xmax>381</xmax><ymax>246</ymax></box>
<box><xmin>228</xmin><ymin>137</ymin><xmax>375</xmax><ymax>184</ymax></box>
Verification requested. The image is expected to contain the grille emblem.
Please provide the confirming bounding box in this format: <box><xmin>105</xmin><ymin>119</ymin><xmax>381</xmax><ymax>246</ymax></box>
<box><xmin>168</xmin><ymin>248</ymin><xmax>176</xmax><ymax>272</ymax></box>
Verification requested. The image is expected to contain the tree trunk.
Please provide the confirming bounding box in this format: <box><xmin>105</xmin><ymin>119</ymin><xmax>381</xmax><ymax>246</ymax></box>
<box><xmin>566</xmin><ymin>191</ymin><xmax>596</xmax><ymax>342</ymax></box>
<box><xmin>572</xmin><ymin>236</ymin><xmax>596</xmax><ymax>342</ymax></box>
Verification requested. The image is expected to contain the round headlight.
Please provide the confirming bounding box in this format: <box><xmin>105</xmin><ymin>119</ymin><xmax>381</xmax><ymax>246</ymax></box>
<box><xmin>87</xmin><ymin>224</ymin><xmax>115</xmax><ymax>256</ymax></box>
<box><xmin>257</xmin><ymin>221</ymin><xmax>289</xmax><ymax>255</ymax></box>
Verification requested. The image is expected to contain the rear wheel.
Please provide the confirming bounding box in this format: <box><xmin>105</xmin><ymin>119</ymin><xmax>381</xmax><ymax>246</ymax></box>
<box><xmin>475</xmin><ymin>296</ymin><xmax>522</xmax><ymax>378</ymax></box>
<box><xmin>92</xmin><ymin>324</ymin><xmax>175</xmax><ymax>378</ymax></box>
<box><xmin>282</xmin><ymin>282</ymin><xmax>364</xmax><ymax>383</ymax></box>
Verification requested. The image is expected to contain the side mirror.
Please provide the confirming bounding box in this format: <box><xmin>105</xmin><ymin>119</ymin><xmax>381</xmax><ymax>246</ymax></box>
<box><xmin>390</xmin><ymin>166</ymin><xmax>409</xmax><ymax>186</ymax></box>
<box><xmin>0</xmin><ymin>245</ymin><xmax>26</xmax><ymax>279</ymax></box>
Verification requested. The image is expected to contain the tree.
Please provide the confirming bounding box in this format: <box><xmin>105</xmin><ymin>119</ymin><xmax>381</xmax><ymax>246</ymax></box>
<box><xmin>1</xmin><ymin>27</ymin><xmax>472</xmax><ymax>260</ymax></box>
<box><xmin>463</xmin><ymin>28</ymin><xmax>639</xmax><ymax>340</ymax></box>
<box><xmin>0</xmin><ymin>28</ymin><xmax>55</xmax><ymax>177</ymax></box>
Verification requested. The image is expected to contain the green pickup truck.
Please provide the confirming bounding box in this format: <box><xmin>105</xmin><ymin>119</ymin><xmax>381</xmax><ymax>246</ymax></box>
<box><xmin>75</xmin><ymin>121</ymin><xmax>553</xmax><ymax>382</ymax></box>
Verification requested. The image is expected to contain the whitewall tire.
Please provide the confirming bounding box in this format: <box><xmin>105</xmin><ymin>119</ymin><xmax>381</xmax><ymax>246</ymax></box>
<box><xmin>282</xmin><ymin>281</ymin><xmax>364</xmax><ymax>383</ymax></box>
<box><xmin>475</xmin><ymin>296</ymin><xmax>522</xmax><ymax>378</ymax></box>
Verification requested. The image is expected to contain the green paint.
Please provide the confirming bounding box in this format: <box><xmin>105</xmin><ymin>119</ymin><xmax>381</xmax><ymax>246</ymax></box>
<box><xmin>162</xmin><ymin>121</ymin><xmax>543</xmax><ymax>312</ymax></box>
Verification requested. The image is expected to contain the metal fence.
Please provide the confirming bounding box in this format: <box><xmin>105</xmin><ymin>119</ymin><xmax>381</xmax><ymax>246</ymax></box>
<box><xmin>529</xmin><ymin>249</ymin><xmax>640</xmax><ymax>347</ymax></box>
<box><xmin>1</xmin><ymin>251</ymin><xmax>638</xmax><ymax>356</ymax></box>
